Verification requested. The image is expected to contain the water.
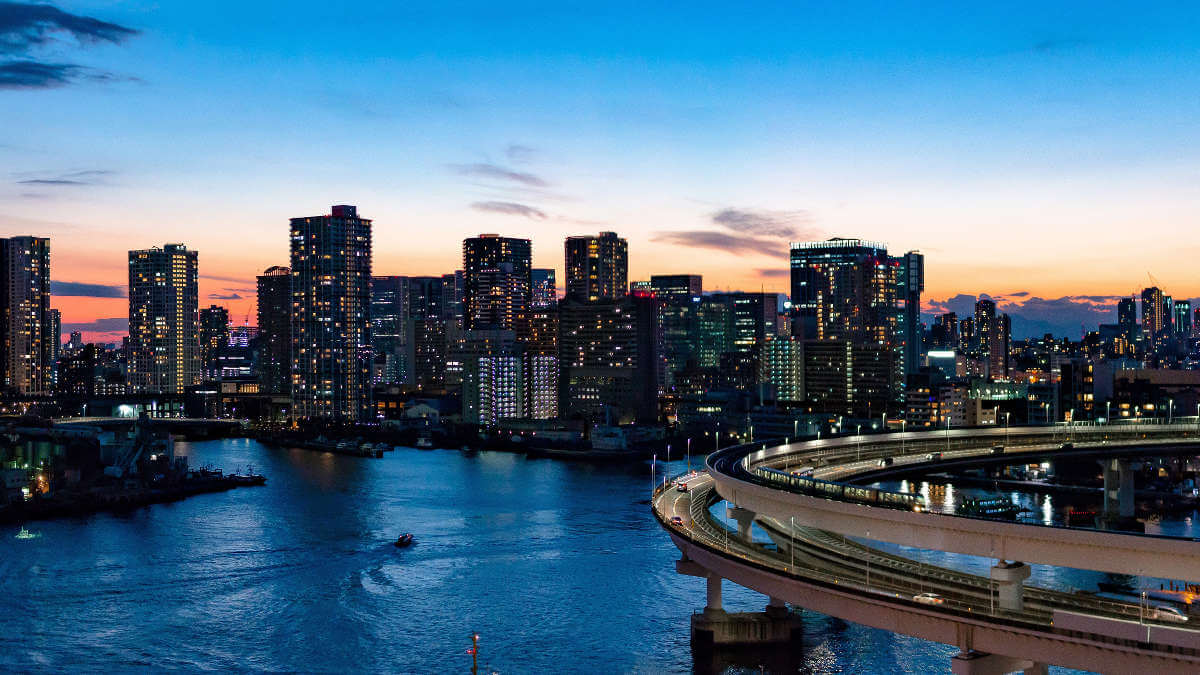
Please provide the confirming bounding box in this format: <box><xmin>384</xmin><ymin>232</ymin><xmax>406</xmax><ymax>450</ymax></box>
<box><xmin>0</xmin><ymin>439</ymin><xmax>1168</xmax><ymax>673</ymax></box>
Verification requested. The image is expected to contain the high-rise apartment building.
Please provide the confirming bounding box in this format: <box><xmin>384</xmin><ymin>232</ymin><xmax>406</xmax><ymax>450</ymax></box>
<box><xmin>289</xmin><ymin>205</ymin><xmax>372</xmax><ymax>421</ymax></box>
<box><xmin>48</xmin><ymin>308</ymin><xmax>60</xmax><ymax>386</ymax></box>
<box><xmin>1141</xmin><ymin>287</ymin><xmax>1165</xmax><ymax>340</ymax></box>
<box><xmin>564</xmin><ymin>231</ymin><xmax>628</xmax><ymax>302</ymax></box>
<box><xmin>256</xmin><ymin>265</ymin><xmax>291</xmax><ymax>394</ymax></box>
<box><xmin>974</xmin><ymin>298</ymin><xmax>1010</xmax><ymax>379</ymax></box>
<box><xmin>652</xmin><ymin>275</ymin><xmax>703</xmax><ymax>387</ymax></box>
<box><xmin>0</xmin><ymin>236</ymin><xmax>52</xmax><ymax>394</ymax></box>
<box><xmin>127</xmin><ymin>244</ymin><xmax>200</xmax><ymax>394</ymax></box>
<box><xmin>462</xmin><ymin>235</ymin><xmax>531</xmax><ymax>333</ymax></box>
<box><xmin>531</xmin><ymin>268</ymin><xmax>557</xmax><ymax>308</ymax></box>
<box><xmin>199</xmin><ymin>305</ymin><xmax>230</xmax><ymax>380</ymax></box>
<box><xmin>1174</xmin><ymin>300</ymin><xmax>1192</xmax><ymax>337</ymax></box>
<box><xmin>407</xmin><ymin>276</ymin><xmax>447</xmax><ymax>387</ymax></box>
<box><xmin>370</xmin><ymin>276</ymin><xmax>409</xmax><ymax>385</ymax></box>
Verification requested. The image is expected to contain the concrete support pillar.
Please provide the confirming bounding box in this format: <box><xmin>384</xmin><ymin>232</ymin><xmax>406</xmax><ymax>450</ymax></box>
<box><xmin>1023</xmin><ymin>663</ymin><xmax>1048</xmax><ymax>675</ymax></box>
<box><xmin>990</xmin><ymin>561</ymin><xmax>1031</xmax><ymax>612</ymax></box>
<box><xmin>1101</xmin><ymin>458</ymin><xmax>1137</xmax><ymax>519</ymax></box>
<box><xmin>726</xmin><ymin>505</ymin><xmax>756</xmax><ymax>542</ymax></box>
<box><xmin>705</xmin><ymin>575</ymin><xmax>724</xmax><ymax>615</ymax></box>
<box><xmin>951</xmin><ymin>651</ymin><xmax>1039</xmax><ymax>675</ymax></box>
<box><xmin>766</xmin><ymin>595</ymin><xmax>788</xmax><ymax>618</ymax></box>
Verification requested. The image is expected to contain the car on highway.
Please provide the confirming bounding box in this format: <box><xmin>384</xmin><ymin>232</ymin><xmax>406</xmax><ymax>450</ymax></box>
<box><xmin>1150</xmin><ymin>606</ymin><xmax>1189</xmax><ymax>623</ymax></box>
<box><xmin>676</xmin><ymin>480</ymin><xmax>689</xmax><ymax>492</ymax></box>
<box><xmin>876</xmin><ymin>457</ymin><xmax>893</xmax><ymax>467</ymax></box>
<box><xmin>924</xmin><ymin>452</ymin><xmax>942</xmax><ymax>462</ymax></box>
<box><xmin>912</xmin><ymin>593</ymin><xmax>946</xmax><ymax>606</ymax></box>
<box><xmin>670</xmin><ymin>516</ymin><xmax>684</xmax><ymax>526</ymax></box>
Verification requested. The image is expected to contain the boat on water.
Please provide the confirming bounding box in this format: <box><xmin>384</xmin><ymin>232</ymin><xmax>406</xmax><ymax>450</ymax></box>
<box><xmin>958</xmin><ymin>497</ymin><xmax>1021</xmax><ymax>520</ymax></box>
<box><xmin>393</xmin><ymin>533</ymin><xmax>414</xmax><ymax>548</ymax></box>
<box><xmin>14</xmin><ymin>526</ymin><xmax>40</xmax><ymax>540</ymax></box>
<box><xmin>415</xmin><ymin>436</ymin><xmax>434</xmax><ymax>449</ymax></box>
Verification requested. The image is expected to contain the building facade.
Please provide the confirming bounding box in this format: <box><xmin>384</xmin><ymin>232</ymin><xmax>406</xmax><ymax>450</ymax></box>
<box><xmin>127</xmin><ymin>244</ymin><xmax>200</xmax><ymax>394</ymax></box>
<box><xmin>564</xmin><ymin>231</ymin><xmax>628</xmax><ymax>302</ymax></box>
<box><xmin>0</xmin><ymin>236</ymin><xmax>52</xmax><ymax>394</ymax></box>
<box><xmin>255</xmin><ymin>265</ymin><xmax>291</xmax><ymax>394</ymax></box>
<box><xmin>289</xmin><ymin>205</ymin><xmax>372</xmax><ymax>421</ymax></box>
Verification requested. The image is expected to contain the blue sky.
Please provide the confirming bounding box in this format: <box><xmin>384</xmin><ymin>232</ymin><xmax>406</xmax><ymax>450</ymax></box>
<box><xmin>3</xmin><ymin>1</ymin><xmax>1200</xmax><ymax>338</ymax></box>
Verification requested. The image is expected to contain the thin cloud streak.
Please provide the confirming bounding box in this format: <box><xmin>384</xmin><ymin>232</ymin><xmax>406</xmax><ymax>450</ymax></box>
<box><xmin>449</xmin><ymin>162</ymin><xmax>548</xmax><ymax>188</ymax></box>
<box><xmin>470</xmin><ymin>201</ymin><xmax>547</xmax><ymax>220</ymax></box>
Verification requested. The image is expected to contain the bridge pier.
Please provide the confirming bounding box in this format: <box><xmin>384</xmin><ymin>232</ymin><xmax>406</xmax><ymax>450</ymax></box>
<box><xmin>726</xmin><ymin>505</ymin><xmax>755</xmax><ymax>542</ymax></box>
<box><xmin>1098</xmin><ymin>459</ymin><xmax>1144</xmax><ymax>531</ymax></box>
<box><xmin>676</xmin><ymin>556</ymin><xmax>801</xmax><ymax>649</ymax></box>
<box><xmin>990</xmin><ymin>561</ymin><xmax>1030</xmax><ymax>612</ymax></box>
<box><xmin>951</xmin><ymin>651</ymin><xmax>1046</xmax><ymax>675</ymax></box>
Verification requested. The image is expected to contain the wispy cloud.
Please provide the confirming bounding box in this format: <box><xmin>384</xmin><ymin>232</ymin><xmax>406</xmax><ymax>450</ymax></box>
<box><xmin>16</xmin><ymin>168</ymin><xmax>112</xmax><ymax>185</ymax></box>
<box><xmin>652</xmin><ymin>231</ymin><xmax>785</xmax><ymax>258</ymax></box>
<box><xmin>208</xmin><ymin>292</ymin><xmax>242</xmax><ymax>300</ymax></box>
<box><xmin>505</xmin><ymin>144</ymin><xmax>536</xmax><ymax>164</ymax></box>
<box><xmin>712</xmin><ymin>208</ymin><xmax>815</xmax><ymax>239</ymax></box>
<box><xmin>755</xmin><ymin>268</ymin><xmax>789</xmax><ymax>278</ymax></box>
<box><xmin>470</xmin><ymin>200</ymin><xmax>547</xmax><ymax>220</ymax></box>
<box><xmin>0</xmin><ymin>2</ymin><xmax>138</xmax><ymax>89</ymax></box>
<box><xmin>449</xmin><ymin>162</ymin><xmax>548</xmax><ymax>188</ymax></box>
<box><xmin>201</xmin><ymin>273</ymin><xmax>252</xmax><ymax>284</ymax></box>
<box><xmin>61</xmin><ymin>316</ymin><xmax>126</xmax><ymax>333</ymax></box>
<box><xmin>51</xmin><ymin>280</ymin><xmax>124</xmax><ymax>297</ymax></box>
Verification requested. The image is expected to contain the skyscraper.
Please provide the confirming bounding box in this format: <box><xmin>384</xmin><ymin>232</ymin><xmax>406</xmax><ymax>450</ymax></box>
<box><xmin>1117</xmin><ymin>297</ymin><xmax>1138</xmax><ymax>344</ymax></box>
<box><xmin>0</xmin><ymin>236</ymin><xmax>52</xmax><ymax>394</ymax></box>
<box><xmin>652</xmin><ymin>275</ymin><xmax>703</xmax><ymax>386</ymax></box>
<box><xmin>256</xmin><ymin>265</ymin><xmax>291</xmax><ymax>394</ymax></box>
<box><xmin>564</xmin><ymin>231</ymin><xmax>628</xmax><ymax>302</ymax></box>
<box><xmin>289</xmin><ymin>205</ymin><xmax>372</xmax><ymax>421</ymax></box>
<box><xmin>974</xmin><ymin>299</ymin><xmax>1010</xmax><ymax>379</ymax></box>
<box><xmin>47</xmin><ymin>308</ymin><xmax>60</xmax><ymax>387</ymax></box>
<box><xmin>127</xmin><ymin>244</ymin><xmax>200</xmax><ymax>394</ymax></box>
<box><xmin>1174</xmin><ymin>300</ymin><xmax>1192</xmax><ymax>337</ymax></box>
<box><xmin>199</xmin><ymin>305</ymin><xmax>230</xmax><ymax>380</ymax></box>
<box><xmin>407</xmin><ymin>276</ymin><xmax>447</xmax><ymax>387</ymax></box>
<box><xmin>1141</xmin><ymin>287</ymin><xmax>1165</xmax><ymax>340</ymax></box>
<box><xmin>896</xmin><ymin>251</ymin><xmax>924</xmax><ymax>381</ymax></box>
<box><xmin>370</xmin><ymin>276</ymin><xmax>409</xmax><ymax>384</ymax></box>
<box><xmin>531</xmin><ymin>268</ymin><xmax>557</xmax><ymax>308</ymax></box>
<box><xmin>462</xmin><ymin>235</ymin><xmax>531</xmax><ymax>333</ymax></box>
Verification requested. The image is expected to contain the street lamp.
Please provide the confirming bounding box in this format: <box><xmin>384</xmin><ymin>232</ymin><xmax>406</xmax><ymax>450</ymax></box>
<box><xmin>1004</xmin><ymin>411</ymin><xmax>1010</xmax><ymax>446</ymax></box>
<box><xmin>857</xmin><ymin>424</ymin><xmax>863</xmax><ymax>461</ymax></box>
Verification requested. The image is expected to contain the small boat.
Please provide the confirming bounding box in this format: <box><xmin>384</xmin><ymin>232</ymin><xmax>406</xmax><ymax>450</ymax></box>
<box><xmin>415</xmin><ymin>436</ymin><xmax>433</xmax><ymax>449</ymax></box>
<box><xmin>393</xmin><ymin>533</ymin><xmax>414</xmax><ymax>548</ymax></box>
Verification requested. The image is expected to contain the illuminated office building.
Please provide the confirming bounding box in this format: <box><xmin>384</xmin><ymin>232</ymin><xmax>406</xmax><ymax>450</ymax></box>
<box><xmin>127</xmin><ymin>244</ymin><xmax>200</xmax><ymax>394</ymax></box>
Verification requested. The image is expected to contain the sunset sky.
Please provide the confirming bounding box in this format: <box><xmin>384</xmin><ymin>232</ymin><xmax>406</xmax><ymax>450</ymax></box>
<box><xmin>4</xmin><ymin>2</ymin><xmax>1200</xmax><ymax>341</ymax></box>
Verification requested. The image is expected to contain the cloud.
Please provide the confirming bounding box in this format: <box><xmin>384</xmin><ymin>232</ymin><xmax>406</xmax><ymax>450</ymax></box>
<box><xmin>51</xmin><ymin>280</ymin><xmax>124</xmax><ymax>297</ymax></box>
<box><xmin>924</xmin><ymin>293</ymin><xmax>1122</xmax><ymax>338</ymax></box>
<box><xmin>16</xmin><ymin>169</ymin><xmax>111</xmax><ymax>185</ymax></box>
<box><xmin>449</xmin><ymin>162</ymin><xmax>548</xmax><ymax>188</ymax></box>
<box><xmin>0</xmin><ymin>2</ymin><xmax>138</xmax><ymax>89</ymax></box>
<box><xmin>505</xmin><ymin>144</ymin><xmax>536</xmax><ymax>164</ymax></box>
<box><xmin>652</xmin><ymin>231</ymin><xmax>785</xmax><ymax>258</ymax></box>
<box><xmin>0</xmin><ymin>2</ymin><xmax>138</xmax><ymax>52</ymax></box>
<box><xmin>755</xmin><ymin>268</ymin><xmax>789</xmax><ymax>278</ymax></box>
<box><xmin>712</xmin><ymin>208</ymin><xmax>814</xmax><ymax>239</ymax></box>
<box><xmin>208</xmin><ymin>292</ymin><xmax>243</xmax><ymax>300</ymax></box>
<box><xmin>201</xmin><ymin>273</ymin><xmax>252</xmax><ymax>283</ymax></box>
<box><xmin>470</xmin><ymin>200</ymin><xmax>547</xmax><ymax>220</ymax></box>
<box><xmin>61</xmin><ymin>316</ymin><xmax>126</xmax><ymax>333</ymax></box>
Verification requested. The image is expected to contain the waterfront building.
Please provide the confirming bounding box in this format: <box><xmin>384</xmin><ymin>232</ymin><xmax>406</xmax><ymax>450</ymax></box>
<box><xmin>651</xmin><ymin>275</ymin><xmax>703</xmax><ymax>388</ymax></box>
<box><xmin>0</xmin><ymin>236</ymin><xmax>52</xmax><ymax>394</ymax></box>
<box><xmin>455</xmin><ymin>329</ymin><xmax>524</xmax><ymax>426</ymax></box>
<box><xmin>564</xmin><ymin>231</ymin><xmax>628</xmax><ymax>302</ymax></box>
<box><xmin>405</xmin><ymin>276</ymin><xmax>448</xmax><ymax>388</ymax></box>
<box><xmin>370</xmin><ymin>276</ymin><xmax>409</xmax><ymax>385</ymax></box>
<box><xmin>526</xmin><ymin>304</ymin><xmax>559</xmax><ymax>419</ymax></box>
<box><xmin>558</xmin><ymin>291</ymin><xmax>659</xmax><ymax>424</ymax></box>
<box><xmin>199</xmin><ymin>305</ymin><xmax>230</xmax><ymax>380</ymax></box>
<box><xmin>127</xmin><ymin>243</ymin><xmax>200</xmax><ymax>394</ymax></box>
<box><xmin>47</xmin><ymin>308</ymin><xmax>60</xmax><ymax>386</ymax></box>
<box><xmin>255</xmin><ymin>265</ymin><xmax>291</xmax><ymax>394</ymax></box>
<box><xmin>289</xmin><ymin>205</ymin><xmax>372</xmax><ymax>421</ymax></box>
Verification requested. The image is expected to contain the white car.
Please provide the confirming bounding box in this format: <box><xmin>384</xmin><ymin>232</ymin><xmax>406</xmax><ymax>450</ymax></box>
<box><xmin>1151</xmin><ymin>606</ymin><xmax>1189</xmax><ymax>623</ymax></box>
<box><xmin>912</xmin><ymin>593</ymin><xmax>946</xmax><ymax>606</ymax></box>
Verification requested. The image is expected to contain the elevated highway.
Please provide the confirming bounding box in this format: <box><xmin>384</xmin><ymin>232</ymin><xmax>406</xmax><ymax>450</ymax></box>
<box><xmin>656</xmin><ymin>422</ymin><xmax>1200</xmax><ymax>673</ymax></box>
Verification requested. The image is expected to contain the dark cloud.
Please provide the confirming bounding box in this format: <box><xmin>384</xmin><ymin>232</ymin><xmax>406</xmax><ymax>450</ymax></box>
<box><xmin>51</xmin><ymin>280</ymin><xmax>124</xmax><ymax>297</ymax></box>
<box><xmin>652</xmin><ymin>231</ymin><xmax>785</xmax><ymax>258</ymax></box>
<box><xmin>16</xmin><ymin>169</ymin><xmax>111</xmax><ymax>185</ymax></box>
<box><xmin>712</xmin><ymin>208</ymin><xmax>814</xmax><ymax>239</ymax></box>
<box><xmin>208</xmin><ymin>292</ymin><xmax>243</xmax><ymax>300</ymax></box>
<box><xmin>924</xmin><ymin>293</ymin><xmax>1122</xmax><ymax>339</ymax></box>
<box><xmin>470</xmin><ymin>201</ymin><xmax>547</xmax><ymax>220</ymax></box>
<box><xmin>0</xmin><ymin>3</ymin><xmax>138</xmax><ymax>89</ymax></box>
<box><xmin>755</xmin><ymin>268</ymin><xmax>789</xmax><ymax>278</ymax></box>
<box><xmin>0</xmin><ymin>2</ymin><xmax>138</xmax><ymax>53</ymax></box>
<box><xmin>450</xmin><ymin>162</ymin><xmax>548</xmax><ymax>188</ymax></box>
<box><xmin>1005</xmin><ymin>291</ymin><xmax>1030</xmax><ymax>298</ymax></box>
<box><xmin>201</xmin><ymin>273</ymin><xmax>252</xmax><ymax>284</ymax></box>
<box><xmin>61</xmin><ymin>316</ymin><xmax>126</xmax><ymax>333</ymax></box>
<box><xmin>0</xmin><ymin>59</ymin><xmax>89</xmax><ymax>88</ymax></box>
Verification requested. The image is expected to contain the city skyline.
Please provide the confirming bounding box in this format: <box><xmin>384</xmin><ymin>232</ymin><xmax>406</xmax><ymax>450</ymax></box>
<box><xmin>6</xmin><ymin>3</ymin><xmax>1200</xmax><ymax>340</ymax></box>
